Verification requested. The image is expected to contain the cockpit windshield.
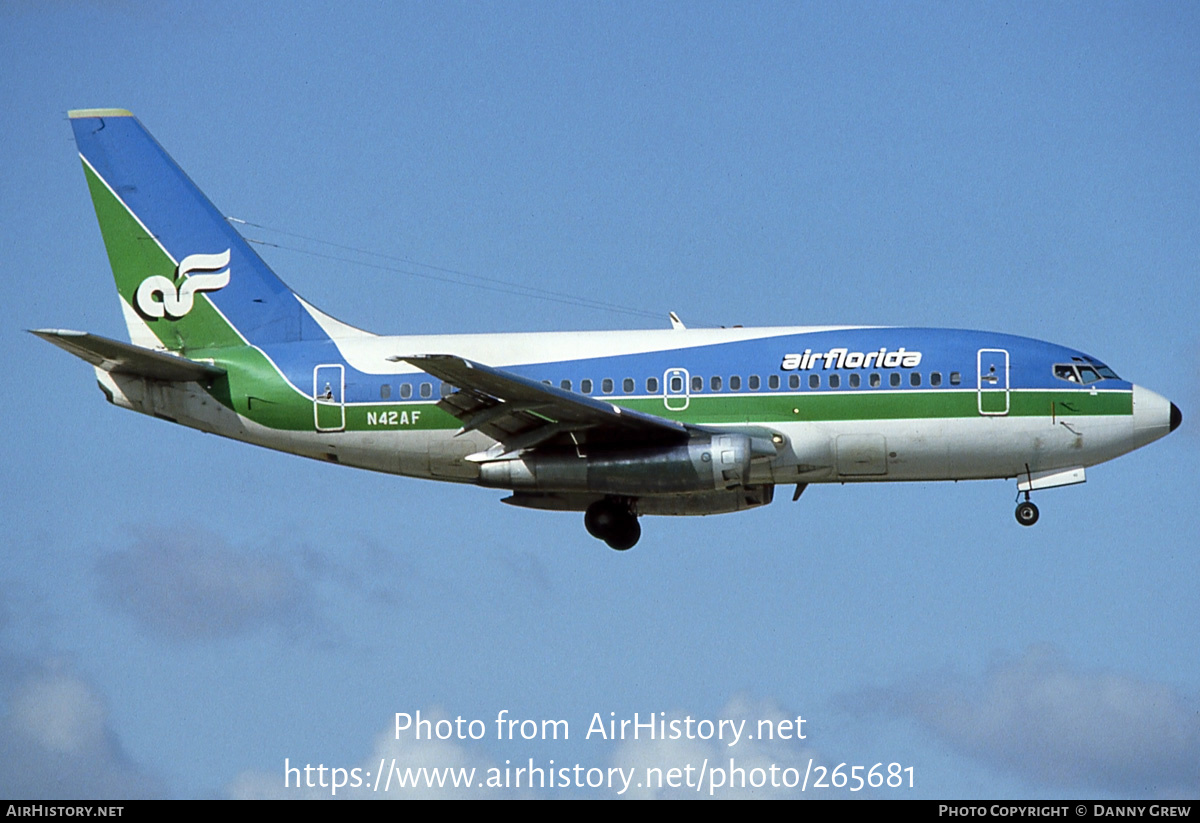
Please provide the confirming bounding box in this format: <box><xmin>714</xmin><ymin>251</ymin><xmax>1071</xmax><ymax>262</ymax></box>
<box><xmin>1054</xmin><ymin>357</ymin><xmax>1120</xmax><ymax>384</ymax></box>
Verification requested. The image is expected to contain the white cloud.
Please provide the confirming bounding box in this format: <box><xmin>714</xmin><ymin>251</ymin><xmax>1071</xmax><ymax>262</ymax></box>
<box><xmin>227</xmin><ymin>708</ymin><xmax>508</xmax><ymax>799</ymax></box>
<box><xmin>10</xmin><ymin>669</ymin><xmax>107</xmax><ymax>755</ymax></box>
<box><xmin>868</xmin><ymin>645</ymin><xmax>1200</xmax><ymax>797</ymax></box>
<box><xmin>0</xmin><ymin>660</ymin><xmax>163</xmax><ymax>799</ymax></box>
<box><xmin>609</xmin><ymin>695</ymin><xmax>831</xmax><ymax>799</ymax></box>
<box><xmin>94</xmin><ymin>529</ymin><xmax>315</xmax><ymax>641</ymax></box>
<box><xmin>227</xmin><ymin>697</ymin><xmax>840</xmax><ymax>799</ymax></box>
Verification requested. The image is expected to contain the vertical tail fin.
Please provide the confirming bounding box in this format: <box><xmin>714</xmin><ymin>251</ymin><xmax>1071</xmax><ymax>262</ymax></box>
<box><xmin>69</xmin><ymin>109</ymin><xmax>302</xmax><ymax>352</ymax></box>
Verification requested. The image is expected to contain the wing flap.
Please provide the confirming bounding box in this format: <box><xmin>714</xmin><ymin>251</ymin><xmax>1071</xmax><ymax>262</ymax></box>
<box><xmin>399</xmin><ymin>354</ymin><xmax>689</xmax><ymax>449</ymax></box>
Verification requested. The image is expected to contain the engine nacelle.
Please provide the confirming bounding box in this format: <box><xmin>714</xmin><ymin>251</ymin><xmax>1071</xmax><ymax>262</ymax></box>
<box><xmin>478</xmin><ymin>433</ymin><xmax>755</xmax><ymax>496</ymax></box>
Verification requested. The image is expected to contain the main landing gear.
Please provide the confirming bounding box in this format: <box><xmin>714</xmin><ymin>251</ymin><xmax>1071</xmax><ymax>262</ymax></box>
<box><xmin>585</xmin><ymin>497</ymin><xmax>641</xmax><ymax>551</ymax></box>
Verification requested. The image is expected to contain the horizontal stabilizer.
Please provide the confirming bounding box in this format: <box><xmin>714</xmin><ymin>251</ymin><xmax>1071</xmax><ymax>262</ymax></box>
<box><xmin>30</xmin><ymin>329</ymin><xmax>225</xmax><ymax>383</ymax></box>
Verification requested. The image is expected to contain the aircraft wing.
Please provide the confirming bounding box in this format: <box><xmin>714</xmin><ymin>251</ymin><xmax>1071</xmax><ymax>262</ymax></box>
<box><xmin>399</xmin><ymin>354</ymin><xmax>690</xmax><ymax>457</ymax></box>
<box><xmin>31</xmin><ymin>329</ymin><xmax>225</xmax><ymax>382</ymax></box>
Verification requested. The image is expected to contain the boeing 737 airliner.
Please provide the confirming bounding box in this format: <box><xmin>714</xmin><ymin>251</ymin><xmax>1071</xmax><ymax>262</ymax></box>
<box><xmin>36</xmin><ymin>109</ymin><xmax>1181</xmax><ymax>549</ymax></box>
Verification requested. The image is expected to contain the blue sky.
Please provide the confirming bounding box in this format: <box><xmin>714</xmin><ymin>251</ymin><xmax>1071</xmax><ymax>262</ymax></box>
<box><xmin>2</xmin><ymin>2</ymin><xmax>1197</xmax><ymax>799</ymax></box>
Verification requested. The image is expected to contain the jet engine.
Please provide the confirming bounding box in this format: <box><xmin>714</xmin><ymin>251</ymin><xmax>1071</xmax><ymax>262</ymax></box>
<box><xmin>478</xmin><ymin>433</ymin><xmax>761</xmax><ymax>496</ymax></box>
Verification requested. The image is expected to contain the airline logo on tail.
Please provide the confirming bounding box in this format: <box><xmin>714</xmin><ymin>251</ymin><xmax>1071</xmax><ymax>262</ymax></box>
<box><xmin>134</xmin><ymin>249</ymin><xmax>231</xmax><ymax>319</ymax></box>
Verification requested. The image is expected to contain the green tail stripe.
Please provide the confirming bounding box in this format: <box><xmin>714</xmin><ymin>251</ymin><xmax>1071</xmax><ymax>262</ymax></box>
<box><xmin>83</xmin><ymin>159</ymin><xmax>316</xmax><ymax>423</ymax></box>
<box><xmin>82</xmin><ymin>159</ymin><xmax>243</xmax><ymax>352</ymax></box>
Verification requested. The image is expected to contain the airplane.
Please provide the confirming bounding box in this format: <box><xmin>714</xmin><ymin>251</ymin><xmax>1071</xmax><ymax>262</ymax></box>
<box><xmin>36</xmin><ymin>108</ymin><xmax>1182</xmax><ymax>550</ymax></box>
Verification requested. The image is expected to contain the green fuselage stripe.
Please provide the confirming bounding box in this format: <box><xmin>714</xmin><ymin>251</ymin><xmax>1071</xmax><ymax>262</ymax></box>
<box><xmin>326</xmin><ymin>388</ymin><xmax>1131</xmax><ymax>435</ymax></box>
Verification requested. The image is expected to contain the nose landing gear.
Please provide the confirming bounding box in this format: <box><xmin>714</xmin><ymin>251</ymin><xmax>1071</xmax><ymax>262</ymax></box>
<box><xmin>1015</xmin><ymin>466</ymin><xmax>1040</xmax><ymax>526</ymax></box>
<box><xmin>584</xmin><ymin>497</ymin><xmax>641</xmax><ymax>550</ymax></box>
<box><xmin>1015</xmin><ymin>498</ymin><xmax>1039</xmax><ymax>526</ymax></box>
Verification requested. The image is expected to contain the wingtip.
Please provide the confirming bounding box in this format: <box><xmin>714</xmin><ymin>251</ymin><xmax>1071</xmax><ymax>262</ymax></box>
<box><xmin>29</xmin><ymin>328</ymin><xmax>85</xmax><ymax>338</ymax></box>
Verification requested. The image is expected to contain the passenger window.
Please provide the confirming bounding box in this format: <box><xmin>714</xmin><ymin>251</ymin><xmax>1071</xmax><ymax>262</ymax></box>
<box><xmin>910</xmin><ymin>372</ymin><xmax>921</xmax><ymax>387</ymax></box>
<box><xmin>869</xmin><ymin>373</ymin><xmax>881</xmax><ymax>388</ymax></box>
<box><xmin>829</xmin><ymin>374</ymin><xmax>840</xmax><ymax>389</ymax></box>
<box><xmin>950</xmin><ymin>372</ymin><xmax>962</xmax><ymax>386</ymax></box>
<box><xmin>809</xmin><ymin>374</ymin><xmax>820</xmax><ymax>389</ymax></box>
<box><xmin>711</xmin><ymin>375</ymin><xmax>722</xmax><ymax>391</ymax></box>
<box><xmin>788</xmin><ymin>374</ymin><xmax>800</xmax><ymax>390</ymax></box>
<box><xmin>400</xmin><ymin>383</ymin><xmax>412</xmax><ymax>399</ymax></box>
<box><xmin>647</xmin><ymin>377</ymin><xmax>659</xmax><ymax>393</ymax></box>
<box><xmin>849</xmin><ymin>373</ymin><xmax>861</xmax><ymax>388</ymax></box>
<box><xmin>889</xmin><ymin>373</ymin><xmax>901</xmax><ymax>388</ymax></box>
<box><xmin>691</xmin><ymin>376</ymin><xmax>703</xmax><ymax>392</ymax></box>
<box><xmin>440</xmin><ymin>382</ymin><xmax>454</xmax><ymax>398</ymax></box>
<box><xmin>670</xmin><ymin>376</ymin><xmax>683</xmax><ymax>392</ymax></box>
<box><xmin>748</xmin><ymin>375</ymin><xmax>760</xmax><ymax>391</ymax></box>
<box><xmin>561</xmin><ymin>379</ymin><xmax>572</xmax><ymax>391</ymax></box>
<box><xmin>581</xmin><ymin>379</ymin><xmax>593</xmax><ymax>394</ymax></box>
<box><xmin>623</xmin><ymin>378</ymin><xmax>634</xmax><ymax>393</ymax></box>
<box><xmin>931</xmin><ymin>372</ymin><xmax>942</xmax><ymax>387</ymax></box>
<box><xmin>729</xmin><ymin>375</ymin><xmax>742</xmax><ymax>391</ymax></box>
<box><xmin>602</xmin><ymin>378</ymin><xmax>614</xmax><ymax>394</ymax></box>
<box><xmin>420</xmin><ymin>382</ymin><xmax>432</xmax><ymax>398</ymax></box>
<box><xmin>768</xmin><ymin>375</ymin><xmax>780</xmax><ymax>390</ymax></box>
<box><xmin>380</xmin><ymin>384</ymin><xmax>392</xmax><ymax>400</ymax></box>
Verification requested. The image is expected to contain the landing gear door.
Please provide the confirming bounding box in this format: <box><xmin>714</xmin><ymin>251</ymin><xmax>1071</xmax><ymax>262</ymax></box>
<box><xmin>663</xmin><ymin>368</ymin><xmax>690</xmax><ymax>411</ymax></box>
<box><xmin>314</xmin><ymin>364</ymin><xmax>345</xmax><ymax>432</ymax></box>
<box><xmin>977</xmin><ymin>348</ymin><xmax>1009</xmax><ymax>416</ymax></box>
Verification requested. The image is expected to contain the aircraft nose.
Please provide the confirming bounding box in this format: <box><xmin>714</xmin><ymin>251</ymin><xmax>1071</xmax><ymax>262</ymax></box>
<box><xmin>1132</xmin><ymin>385</ymin><xmax>1177</xmax><ymax>443</ymax></box>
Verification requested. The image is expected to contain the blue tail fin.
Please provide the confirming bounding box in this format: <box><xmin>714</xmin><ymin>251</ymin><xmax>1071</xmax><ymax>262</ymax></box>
<box><xmin>70</xmin><ymin>108</ymin><xmax>303</xmax><ymax>351</ymax></box>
